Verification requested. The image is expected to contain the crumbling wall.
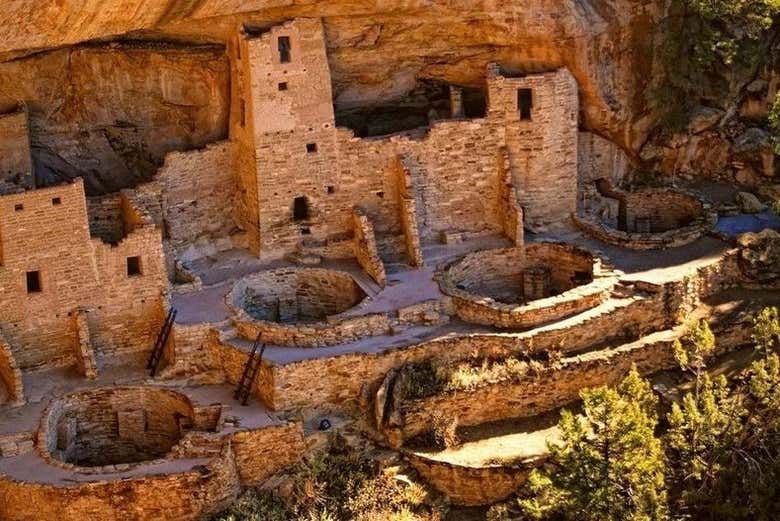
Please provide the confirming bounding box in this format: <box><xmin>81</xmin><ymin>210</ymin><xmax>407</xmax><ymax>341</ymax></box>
<box><xmin>0</xmin><ymin>179</ymin><xmax>167</xmax><ymax>370</ymax></box>
<box><xmin>0</xmin><ymin>107</ymin><xmax>34</xmax><ymax>195</ymax></box>
<box><xmin>0</xmin><ymin>333</ymin><xmax>24</xmax><ymax>406</ymax></box>
<box><xmin>158</xmin><ymin>141</ymin><xmax>237</xmax><ymax>258</ymax></box>
<box><xmin>352</xmin><ymin>208</ymin><xmax>387</xmax><ymax>287</ymax></box>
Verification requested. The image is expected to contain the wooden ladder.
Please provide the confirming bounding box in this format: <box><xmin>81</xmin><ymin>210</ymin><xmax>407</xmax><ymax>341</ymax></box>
<box><xmin>234</xmin><ymin>333</ymin><xmax>266</xmax><ymax>406</ymax></box>
<box><xmin>147</xmin><ymin>308</ymin><xmax>177</xmax><ymax>377</ymax></box>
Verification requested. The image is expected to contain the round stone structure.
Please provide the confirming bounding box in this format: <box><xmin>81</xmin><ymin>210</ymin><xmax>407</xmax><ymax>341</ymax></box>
<box><xmin>230</xmin><ymin>267</ymin><xmax>367</xmax><ymax>324</ymax></box>
<box><xmin>438</xmin><ymin>242</ymin><xmax>616</xmax><ymax>329</ymax></box>
<box><xmin>40</xmin><ymin>386</ymin><xmax>195</xmax><ymax>469</ymax></box>
<box><xmin>574</xmin><ymin>187</ymin><xmax>717</xmax><ymax>250</ymax></box>
<box><xmin>228</xmin><ymin>267</ymin><xmax>392</xmax><ymax>347</ymax></box>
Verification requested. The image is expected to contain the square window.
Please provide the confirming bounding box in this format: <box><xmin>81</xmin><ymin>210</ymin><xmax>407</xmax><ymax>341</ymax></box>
<box><xmin>52</xmin><ymin>197</ymin><xmax>62</xmax><ymax>205</ymax></box>
<box><xmin>326</xmin><ymin>185</ymin><xmax>335</xmax><ymax>194</ymax></box>
<box><xmin>127</xmin><ymin>256</ymin><xmax>142</xmax><ymax>277</ymax></box>
<box><xmin>14</xmin><ymin>204</ymin><xmax>23</xmax><ymax>212</ymax></box>
<box><xmin>26</xmin><ymin>271</ymin><xmax>41</xmax><ymax>293</ymax></box>
<box><xmin>278</xmin><ymin>82</ymin><xmax>288</xmax><ymax>91</ymax></box>
<box><xmin>376</xmin><ymin>191</ymin><xmax>385</xmax><ymax>199</ymax></box>
<box><xmin>306</xmin><ymin>143</ymin><xmax>318</xmax><ymax>154</ymax></box>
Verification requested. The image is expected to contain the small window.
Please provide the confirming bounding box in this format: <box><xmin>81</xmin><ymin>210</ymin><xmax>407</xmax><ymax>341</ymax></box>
<box><xmin>239</xmin><ymin>99</ymin><xmax>246</xmax><ymax>128</ymax></box>
<box><xmin>52</xmin><ymin>197</ymin><xmax>62</xmax><ymax>205</ymax></box>
<box><xmin>127</xmin><ymin>256</ymin><xmax>142</xmax><ymax>277</ymax></box>
<box><xmin>376</xmin><ymin>191</ymin><xmax>385</xmax><ymax>199</ymax></box>
<box><xmin>14</xmin><ymin>204</ymin><xmax>23</xmax><ymax>212</ymax></box>
<box><xmin>326</xmin><ymin>185</ymin><xmax>335</xmax><ymax>194</ymax></box>
<box><xmin>518</xmin><ymin>89</ymin><xmax>533</xmax><ymax>120</ymax></box>
<box><xmin>278</xmin><ymin>82</ymin><xmax>288</xmax><ymax>91</ymax></box>
<box><xmin>300</xmin><ymin>227</ymin><xmax>311</xmax><ymax>235</ymax></box>
<box><xmin>26</xmin><ymin>271</ymin><xmax>41</xmax><ymax>293</ymax></box>
<box><xmin>306</xmin><ymin>143</ymin><xmax>318</xmax><ymax>154</ymax></box>
<box><xmin>293</xmin><ymin>196</ymin><xmax>309</xmax><ymax>221</ymax></box>
<box><xmin>278</xmin><ymin>36</ymin><xmax>291</xmax><ymax>63</ymax></box>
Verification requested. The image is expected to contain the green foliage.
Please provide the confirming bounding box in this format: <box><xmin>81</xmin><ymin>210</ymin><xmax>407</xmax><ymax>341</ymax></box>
<box><xmin>655</xmin><ymin>0</ymin><xmax>780</xmax><ymax>130</ymax></box>
<box><xmin>516</xmin><ymin>367</ymin><xmax>668</xmax><ymax>521</ymax></box>
<box><xmin>666</xmin><ymin>353</ymin><xmax>780</xmax><ymax>520</ymax></box>
<box><xmin>673</xmin><ymin>319</ymin><xmax>716</xmax><ymax>386</ymax></box>
<box><xmin>211</xmin><ymin>446</ymin><xmax>440</xmax><ymax>521</ymax></box>
<box><xmin>753</xmin><ymin>307</ymin><xmax>780</xmax><ymax>354</ymax></box>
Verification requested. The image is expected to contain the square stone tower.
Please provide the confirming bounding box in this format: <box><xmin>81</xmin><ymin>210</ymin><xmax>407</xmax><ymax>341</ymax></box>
<box><xmin>234</xmin><ymin>18</ymin><xmax>340</xmax><ymax>255</ymax></box>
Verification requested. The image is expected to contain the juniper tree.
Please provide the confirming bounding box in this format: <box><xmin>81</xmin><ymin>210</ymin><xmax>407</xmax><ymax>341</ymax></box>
<box><xmin>517</xmin><ymin>367</ymin><xmax>668</xmax><ymax>521</ymax></box>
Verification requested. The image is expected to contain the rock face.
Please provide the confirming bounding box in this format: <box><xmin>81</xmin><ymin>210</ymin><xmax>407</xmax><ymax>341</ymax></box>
<box><xmin>0</xmin><ymin>0</ymin><xmax>661</xmax><ymax>191</ymax></box>
<box><xmin>0</xmin><ymin>43</ymin><xmax>229</xmax><ymax>193</ymax></box>
<box><xmin>736</xmin><ymin>192</ymin><xmax>768</xmax><ymax>214</ymax></box>
<box><xmin>738</xmin><ymin>229</ymin><xmax>780</xmax><ymax>283</ymax></box>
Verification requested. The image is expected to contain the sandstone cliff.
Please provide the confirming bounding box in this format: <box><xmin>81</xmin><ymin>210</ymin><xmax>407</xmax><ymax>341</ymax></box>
<box><xmin>0</xmin><ymin>0</ymin><xmax>660</xmax><ymax>191</ymax></box>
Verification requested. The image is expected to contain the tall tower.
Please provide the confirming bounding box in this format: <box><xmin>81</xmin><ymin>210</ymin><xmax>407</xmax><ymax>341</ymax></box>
<box><xmin>487</xmin><ymin>66</ymin><xmax>579</xmax><ymax>231</ymax></box>
<box><xmin>235</xmin><ymin>18</ymin><xmax>340</xmax><ymax>256</ymax></box>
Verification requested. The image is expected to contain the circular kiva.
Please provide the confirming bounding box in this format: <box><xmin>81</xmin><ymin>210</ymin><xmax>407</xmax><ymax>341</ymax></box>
<box><xmin>229</xmin><ymin>268</ymin><xmax>367</xmax><ymax>324</ymax></box>
<box><xmin>574</xmin><ymin>188</ymin><xmax>717</xmax><ymax>250</ymax></box>
<box><xmin>438</xmin><ymin>242</ymin><xmax>616</xmax><ymax>329</ymax></box>
<box><xmin>227</xmin><ymin>268</ymin><xmax>390</xmax><ymax>348</ymax></box>
<box><xmin>40</xmin><ymin>386</ymin><xmax>195</xmax><ymax>469</ymax></box>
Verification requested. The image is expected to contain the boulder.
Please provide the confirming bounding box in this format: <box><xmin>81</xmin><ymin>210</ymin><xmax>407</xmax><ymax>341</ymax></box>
<box><xmin>738</xmin><ymin>229</ymin><xmax>780</xmax><ymax>282</ymax></box>
<box><xmin>736</xmin><ymin>191</ymin><xmax>768</xmax><ymax>214</ymax></box>
<box><xmin>687</xmin><ymin>106</ymin><xmax>723</xmax><ymax>134</ymax></box>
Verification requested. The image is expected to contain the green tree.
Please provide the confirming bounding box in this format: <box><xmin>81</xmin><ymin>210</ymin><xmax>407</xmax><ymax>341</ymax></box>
<box><xmin>752</xmin><ymin>306</ymin><xmax>780</xmax><ymax>355</ymax></box>
<box><xmin>673</xmin><ymin>319</ymin><xmax>716</xmax><ymax>399</ymax></box>
<box><xmin>656</xmin><ymin>0</ymin><xmax>780</xmax><ymax>129</ymax></box>
<box><xmin>517</xmin><ymin>368</ymin><xmax>668</xmax><ymax>521</ymax></box>
<box><xmin>666</xmin><ymin>317</ymin><xmax>780</xmax><ymax>520</ymax></box>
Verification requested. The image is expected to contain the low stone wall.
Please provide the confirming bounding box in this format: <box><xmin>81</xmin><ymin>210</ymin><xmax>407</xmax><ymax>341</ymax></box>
<box><xmin>440</xmin><ymin>243</ymin><xmax>616</xmax><ymax>329</ymax></box>
<box><xmin>0</xmin><ymin>444</ymin><xmax>241</xmax><ymax>521</ymax></box>
<box><xmin>227</xmin><ymin>267</ymin><xmax>393</xmax><ymax>347</ymax></box>
<box><xmin>574</xmin><ymin>188</ymin><xmax>717</xmax><ymax>250</ymax></box>
<box><xmin>233</xmin><ymin>311</ymin><xmax>391</xmax><ymax>348</ymax></box>
<box><xmin>230</xmin><ymin>422</ymin><xmax>305</xmax><ymax>485</ymax></box>
<box><xmin>0</xmin><ymin>397</ymin><xmax>305</xmax><ymax>521</ymax></box>
<box><xmin>406</xmin><ymin>452</ymin><xmax>544</xmax><ymax>506</ymax></box>
<box><xmin>385</xmin><ymin>332</ymin><xmax>682</xmax><ymax>446</ymax></box>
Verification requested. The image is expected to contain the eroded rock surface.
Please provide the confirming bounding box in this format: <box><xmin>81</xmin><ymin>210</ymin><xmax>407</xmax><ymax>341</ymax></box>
<box><xmin>0</xmin><ymin>0</ymin><xmax>661</xmax><ymax>191</ymax></box>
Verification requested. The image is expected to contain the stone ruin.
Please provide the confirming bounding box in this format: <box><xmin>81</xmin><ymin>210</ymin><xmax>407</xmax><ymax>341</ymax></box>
<box><xmin>0</xmin><ymin>16</ymin><xmax>775</xmax><ymax>521</ymax></box>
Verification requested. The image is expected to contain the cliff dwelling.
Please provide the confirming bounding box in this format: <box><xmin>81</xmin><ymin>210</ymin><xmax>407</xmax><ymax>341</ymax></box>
<box><xmin>0</xmin><ymin>6</ymin><xmax>779</xmax><ymax>521</ymax></box>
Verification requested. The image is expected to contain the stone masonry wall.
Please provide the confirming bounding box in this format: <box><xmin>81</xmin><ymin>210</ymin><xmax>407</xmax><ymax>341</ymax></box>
<box><xmin>390</xmin><ymin>332</ymin><xmax>681</xmax><ymax>445</ymax></box>
<box><xmin>86</xmin><ymin>194</ymin><xmax>124</xmax><ymax>244</ymax></box>
<box><xmin>0</xmin><ymin>445</ymin><xmax>241</xmax><ymax>521</ymax></box>
<box><xmin>0</xmin><ymin>179</ymin><xmax>167</xmax><ymax>369</ymax></box>
<box><xmin>489</xmin><ymin>66</ymin><xmax>578</xmax><ymax>231</ymax></box>
<box><xmin>0</xmin><ymin>333</ymin><xmax>24</xmax><ymax>406</ymax></box>
<box><xmin>352</xmin><ymin>208</ymin><xmax>387</xmax><ymax>287</ymax></box>
<box><xmin>157</xmin><ymin>141</ymin><xmax>237</xmax><ymax>258</ymax></box>
<box><xmin>234</xmin><ymin>19</ymin><xmax>575</xmax><ymax>258</ymax></box>
<box><xmin>395</xmin><ymin>156</ymin><xmax>424</xmax><ymax>266</ymax></box>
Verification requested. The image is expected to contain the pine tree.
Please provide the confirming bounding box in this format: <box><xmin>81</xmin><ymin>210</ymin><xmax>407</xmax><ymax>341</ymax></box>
<box><xmin>517</xmin><ymin>367</ymin><xmax>668</xmax><ymax>521</ymax></box>
<box><xmin>666</xmin><ymin>315</ymin><xmax>780</xmax><ymax>520</ymax></box>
